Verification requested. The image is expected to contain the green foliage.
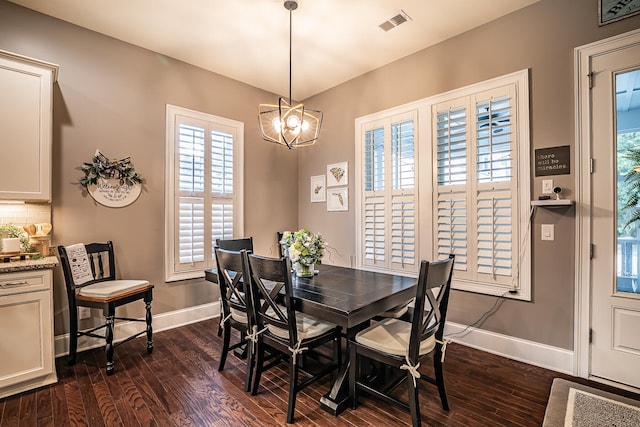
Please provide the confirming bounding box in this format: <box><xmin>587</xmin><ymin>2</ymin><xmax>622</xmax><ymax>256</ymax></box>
<box><xmin>280</xmin><ymin>228</ymin><xmax>326</xmax><ymax>266</ymax></box>
<box><xmin>620</xmin><ymin>139</ymin><xmax>640</xmax><ymax>233</ymax></box>
<box><xmin>0</xmin><ymin>223</ymin><xmax>30</xmax><ymax>252</ymax></box>
<box><xmin>79</xmin><ymin>154</ymin><xmax>143</xmax><ymax>189</ymax></box>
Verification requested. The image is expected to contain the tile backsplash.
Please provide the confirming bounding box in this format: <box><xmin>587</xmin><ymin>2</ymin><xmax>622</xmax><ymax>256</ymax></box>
<box><xmin>0</xmin><ymin>204</ymin><xmax>51</xmax><ymax>229</ymax></box>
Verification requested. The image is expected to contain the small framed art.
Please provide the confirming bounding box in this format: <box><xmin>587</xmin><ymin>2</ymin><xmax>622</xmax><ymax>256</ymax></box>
<box><xmin>327</xmin><ymin>187</ymin><xmax>348</xmax><ymax>211</ymax></box>
<box><xmin>327</xmin><ymin>162</ymin><xmax>348</xmax><ymax>187</ymax></box>
<box><xmin>599</xmin><ymin>0</ymin><xmax>640</xmax><ymax>25</ymax></box>
<box><xmin>310</xmin><ymin>175</ymin><xmax>326</xmax><ymax>203</ymax></box>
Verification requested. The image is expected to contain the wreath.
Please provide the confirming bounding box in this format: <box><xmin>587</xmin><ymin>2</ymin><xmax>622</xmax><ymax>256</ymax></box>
<box><xmin>79</xmin><ymin>150</ymin><xmax>143</xmax><ymax>189</ymax></box>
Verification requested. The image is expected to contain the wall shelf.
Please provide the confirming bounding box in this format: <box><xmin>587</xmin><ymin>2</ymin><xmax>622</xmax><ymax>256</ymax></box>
<box><xmin>530</xmin><ymin>199</ymin><xmax>574</xmax><ymax>208</ymax></box>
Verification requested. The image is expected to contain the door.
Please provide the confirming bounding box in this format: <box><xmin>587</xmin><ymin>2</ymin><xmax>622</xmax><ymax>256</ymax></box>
<box><xmin>591</xmin><ymin>43</ymin><xmax>640</xmax><ymax>389</ymax></box>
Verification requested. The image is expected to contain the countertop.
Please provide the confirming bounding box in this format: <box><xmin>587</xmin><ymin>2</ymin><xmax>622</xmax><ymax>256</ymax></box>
<box><xmin>0</xmin><ymin>256</ymin><xmax>59</xmax><ymax>274</ymax></box>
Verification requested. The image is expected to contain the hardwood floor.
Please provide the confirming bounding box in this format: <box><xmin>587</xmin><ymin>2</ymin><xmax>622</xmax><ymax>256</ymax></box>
<box><xmin>2</xmin><ymin>318</ymin><xmax>639</xmax><ymax>426</ymax></box>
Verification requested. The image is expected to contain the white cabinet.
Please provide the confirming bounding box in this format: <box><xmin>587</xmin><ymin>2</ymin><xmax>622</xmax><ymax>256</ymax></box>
<box><xmin>0</xmin><ymin>268</ymin><xmax>57</xmax><ymax>399</ymax></box>
<box><xmin>0</xmin><ymin>50</ymin><xmax>58</xmax><ymax>201</ymax></box>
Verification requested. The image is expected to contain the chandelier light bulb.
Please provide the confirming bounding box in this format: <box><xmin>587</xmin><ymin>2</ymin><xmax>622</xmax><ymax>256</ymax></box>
<box><xmin>286</xmin><ymin>115</ymin><xmax>300</xmax><ymax>130</ymax></box>
<box><xmin>272</xmin><ymin>117</ymin><xmax>282</xmax><ymax>132</ymax></box>
<box><xmin>301</xmin><ymin>120</ymin><xmax>309</xmax><ymax>131</ymax></box>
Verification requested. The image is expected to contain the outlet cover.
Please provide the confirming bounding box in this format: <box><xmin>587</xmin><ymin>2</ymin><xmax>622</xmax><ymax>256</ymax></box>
<box><xmin>541</xmin><ymin>224</ymin><xmax>554</xmax><ymax>241</ymax></box>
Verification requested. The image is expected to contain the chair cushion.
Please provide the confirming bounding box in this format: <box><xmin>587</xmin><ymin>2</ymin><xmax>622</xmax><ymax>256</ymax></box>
<box><xmin>355</xmin><ymin>318</ymin><xmax>436</xmax><ymax>357</ymax></box>
<box><xmin>79</xmin><ymin>280</ymin><xmax>150</xmax><ymax>298</ymax></box>
<box><xmin>266</xmin><ymin>305</ymin><xmax>336</xmax><ymax>340</ymax></box>
<box><xmin>379</xmin><ymin>303</ymin><xmax>409</xmax><ymax>318</ymax></box>
<box><xmin>230</xmin><ymin>307</ymin><xmax>248</xmax><ymax>324</ymax></box>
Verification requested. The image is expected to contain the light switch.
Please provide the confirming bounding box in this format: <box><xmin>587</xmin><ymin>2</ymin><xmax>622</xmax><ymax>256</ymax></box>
<box><xmin>541</xmin><ymin>224</ymin><xmax>554</xmax><ymax>241</ymax></box>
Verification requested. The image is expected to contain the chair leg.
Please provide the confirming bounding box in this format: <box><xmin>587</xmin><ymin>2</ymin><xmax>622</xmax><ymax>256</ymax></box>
<box><xmin>434</xmin><ymin>356</ymin><xmax>449</xmax><ymax>411</ymax></box>
<box><xmin>105</xmin><ymin>314</ymin><xmax>115</xmax><ymax>375</ymax></box>
<box><xmin>145</xmin><ymin>299</ymin><xmax>153</xmax><ymax>353</ymax></box>
<box><xmin>244</xmin><ymin>340</ymin><xmax>254</xmax><ymax>393</ymax></box>
<box><xmin>68</xmin><ymin>309</ymin><xmax>79</xmax><ymax>365</ymax></box>
<box><xmin>286</xmin><ymin>358</ymin><xmax>299</xmax><ymax>424</ymax></box>
<box><xmin>218</xmin><ymin>323</ymin><xmax>231</xmax><ymax>372</ymax></box>
<box><xmin>408</xmin><ymin>375</ymin><xmax>421</xmax><ymax>427</ymax></box>
<box><xmin>217</xmin><ymin>298</ymin><xmax>223</xmax><ymax>337</ymax></box>
<box><xmin>251</xmin><ymin>342</ymin><xmax>265</xmax><ymax>396</ymax></box>
<box><xmin>349</xmin><ymin>346</ymin><xmax>358</xmax><ymax>409</ymax></box>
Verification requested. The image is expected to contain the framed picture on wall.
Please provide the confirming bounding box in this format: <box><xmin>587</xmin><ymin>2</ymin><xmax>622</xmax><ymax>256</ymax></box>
<box><xmin>327</xmin><ymin>162</ymin><xmax>348</xmax><ymax>187</ymax></box>
<box><xmin>310</xmin><ymin>175</ymin><xmax>326</xmax><ymax>203</ymax></box>
<box><xmin>599</xmin><ymin>0</ymin><xmax>640</xmax><ymax>25</ymax></box>
<box><xmin>327</xmin><ymin>187</ymin><xmax>348</xmax><ymax>211</ymax></box>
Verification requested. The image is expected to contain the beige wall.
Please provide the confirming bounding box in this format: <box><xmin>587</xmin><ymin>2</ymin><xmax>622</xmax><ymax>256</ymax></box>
<box><xmin>0</xmin><ymin>0</ymin><xmax>298</xmax><ymax>335</ymax></box>
<box><xmin>3</xmin><ymin>0</ymin><xmax>640</xmax><ymax>350</ymax></box>
<box><xmin>298</xmin><ymin>0</ymin><xmax>640</xmax><ymax>349</ymax></box>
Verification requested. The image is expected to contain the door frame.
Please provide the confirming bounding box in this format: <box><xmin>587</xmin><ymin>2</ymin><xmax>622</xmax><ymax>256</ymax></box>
<box><xmin>575</xmin><ymin>28</ymin><xmax>640</xmax><ymax>384</ymax></box>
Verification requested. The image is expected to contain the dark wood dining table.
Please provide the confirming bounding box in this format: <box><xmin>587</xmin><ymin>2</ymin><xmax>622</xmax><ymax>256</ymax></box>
<box><xmin>204</xmin><ymin>263</ymin><xmax>417</xmax><ymax>415</ymax></box>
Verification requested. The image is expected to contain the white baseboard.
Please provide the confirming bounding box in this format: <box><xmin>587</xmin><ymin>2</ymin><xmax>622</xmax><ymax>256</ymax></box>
<box><xmin>54</xmin><ymin>301</ymin><xmax>220</xmax><ymax>358</ymax></box>
<box><xmin>445</xmin><ymin>321</ymin><xmax>574</xmax><ymax>375</ymax></box>
<box><xmin>55</xmin><ymin>303</ymin><xmax>573</xmax><ymax>376</ymax></box>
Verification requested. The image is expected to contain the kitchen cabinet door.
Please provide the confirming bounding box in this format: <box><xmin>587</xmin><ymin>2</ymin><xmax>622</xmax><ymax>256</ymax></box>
<box><xmin>0</xmin><ymin>51</ymin><xmax>58</xmax><ymax>201</ymax></box>
<box><xmin>0</xmin><ymin>269</ymin><xmax>57</xmax><ymax>399</ymax></box>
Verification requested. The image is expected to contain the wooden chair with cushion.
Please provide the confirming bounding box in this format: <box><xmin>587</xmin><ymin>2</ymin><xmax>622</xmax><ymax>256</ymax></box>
<box><xmin>58</xmin><ymin>241</ymin><xmax>153</xmax><ymax>375</ymax></box>
<box><xmin>349</xmin><ymin>255</ymin><xmax>455</xmax><ymax>427</ymax></box>
<box><xmin>245</xmin><ymin>253</ymin><xmax>342</xmax><ymax>424</ymax></box>
<box><xmin>214</xmin><ymin>247</ymin><xmax>255</xmax><ymax>392</ymax></box>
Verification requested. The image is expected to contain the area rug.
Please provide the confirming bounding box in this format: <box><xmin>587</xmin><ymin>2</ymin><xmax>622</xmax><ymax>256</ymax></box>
<box><xmin>543</xmin><ymin>378</ymin><xmax>640</xmax><ymax>426</ymax></box>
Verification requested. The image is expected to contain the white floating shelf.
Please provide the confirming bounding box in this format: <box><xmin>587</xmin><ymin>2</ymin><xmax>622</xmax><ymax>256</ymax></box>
<box><xmin>530</xmin><ymin>199</ymin><xmax>574</xmax><ymax>207</ymax></box>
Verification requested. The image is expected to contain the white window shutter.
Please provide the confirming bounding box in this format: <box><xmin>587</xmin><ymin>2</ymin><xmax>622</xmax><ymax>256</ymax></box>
<box><xmin>166</xmin><ymin>105</ymin><xmax>244</xmax><ymax>281</ymax></box>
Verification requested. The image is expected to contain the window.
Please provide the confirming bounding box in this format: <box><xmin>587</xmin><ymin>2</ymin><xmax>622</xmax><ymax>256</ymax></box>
<box><xmin>165</xmin><ymin>105</ymin><xmax>244</xmax><ymax>282</ymax></box>
<box><xmin>355</xmin><ymin>70</ymin><xmax>530</xmax><ymax>299</ymax></box>
<box><xmin>356</xmin><ymin>109</ymin><xmax>418</xmax><ymax>276</ymax></box>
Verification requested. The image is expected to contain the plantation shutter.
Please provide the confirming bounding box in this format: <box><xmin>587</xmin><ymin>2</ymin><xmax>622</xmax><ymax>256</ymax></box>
<box><xmin>174</xmin><ymin>120</ymin><xmax>237</xmax><ymax>273</ymax></box>
<box><xmin>176</xmin><ymin>122</ymin><xmax>206</xmax><ymax>271</ymax></box>
<box><xmin>361</xmin><ymin>114</ymin><xmax>417</xmax><ymax>274</ymax></box>
<box><xmin>434</xmin><ymin>88</ymin><xmax>517</xmax><ymax>286</ymax></box>
<box><xmin>363</xmin><ymin>125</ymin><xmax>385</xmax><ymax>267</ymax></box>
<box><xmin>434</xmin><ymin>101</ymin><xmax>469</xmax><ymax>274</ymax></box>
<box><xmin>390</xmin><ymin>119</ymin><xmax>416</xmax><ymax>268</ymax></box>
<box><xmin>473</xmin><ymin>89</ymin><xmax>516</xmax><ymax>285</ymax></box>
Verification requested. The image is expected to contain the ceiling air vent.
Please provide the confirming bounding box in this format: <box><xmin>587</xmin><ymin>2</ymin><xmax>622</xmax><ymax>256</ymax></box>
<box><xmin>379</xmin><ymin>10</ymin><xmax>412</xmax><ymax>32</ymax></box>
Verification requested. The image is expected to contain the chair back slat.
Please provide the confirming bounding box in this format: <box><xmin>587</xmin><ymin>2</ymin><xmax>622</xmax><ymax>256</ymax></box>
<box><xmin>246</xmin><ymin>253</ymin><xmax>297</xmax><ymax>345</ymax></box>
<box><xmin>409</xmin><ymin>254</ymin><xmax>455</xmax><ymax>361</ymax></box>
<box><xmin>215</xmin><ymin>248</ymin><xmax>252</xmax><ymax>323</ymax></box>
<box><xmin>215</xmin><ymin>237</ymin><xmax>254</xmax><ymax>253</ymax></box>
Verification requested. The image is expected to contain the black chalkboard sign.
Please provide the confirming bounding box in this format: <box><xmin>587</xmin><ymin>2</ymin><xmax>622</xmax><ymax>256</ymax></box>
<box><xmin>535</xmin><ymin>146</ymin><xmax>570</xmax><ymax>176</ymax></box>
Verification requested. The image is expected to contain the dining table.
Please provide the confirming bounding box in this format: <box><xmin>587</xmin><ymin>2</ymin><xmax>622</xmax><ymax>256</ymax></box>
<box><xmin>204</xmin><ymin>262</ymin><xmax>417</xmax><ymax>415</ymax></box>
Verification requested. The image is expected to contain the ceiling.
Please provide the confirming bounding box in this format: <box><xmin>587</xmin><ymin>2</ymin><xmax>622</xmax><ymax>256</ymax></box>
<box><xmin>10</xmin><ymin>0</ymin><xmax>541</xmax><ymax>100</ymax></box>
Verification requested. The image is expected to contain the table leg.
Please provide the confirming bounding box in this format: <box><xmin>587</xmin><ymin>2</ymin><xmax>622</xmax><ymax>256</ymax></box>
<box><xmin>319</xmin><ymin>323</ymin><xmax>368</xmax><ymax>415</ymax></box>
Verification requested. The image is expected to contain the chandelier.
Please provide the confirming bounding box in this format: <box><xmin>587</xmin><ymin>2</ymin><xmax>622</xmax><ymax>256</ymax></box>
<box><xmin>258</xmin><ymin>0</ymin><xmax>323</xmax><ymax>149</ymax></box>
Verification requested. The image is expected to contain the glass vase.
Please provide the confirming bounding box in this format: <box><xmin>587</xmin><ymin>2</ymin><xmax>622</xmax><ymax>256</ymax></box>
<box><xmin>295</xmin><ymin>262</ymin><xmax>315</xmax><ymax>278</ymax></box>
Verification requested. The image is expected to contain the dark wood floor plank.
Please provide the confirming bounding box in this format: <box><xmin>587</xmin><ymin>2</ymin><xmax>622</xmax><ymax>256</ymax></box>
<box><xmin>3</xmin><ymin>318</ymin><xmax>640</xmax><ymax>426</ymax></box>
<box><xmin>35</xmin><ymin>387</ymin><xmax>52</xmax><ymax>424</ymax></box>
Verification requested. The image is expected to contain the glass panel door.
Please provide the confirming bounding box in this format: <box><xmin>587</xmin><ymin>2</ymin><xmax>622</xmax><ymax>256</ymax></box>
<box><xmin>616</xmin><ymin>68</ymin><xmax>640</xmax><ymax>294</ymax></box>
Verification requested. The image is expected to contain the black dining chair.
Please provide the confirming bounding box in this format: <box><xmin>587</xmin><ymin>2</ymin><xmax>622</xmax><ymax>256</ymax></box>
<box><xmin>349</xmin><ymin>254</ymin><xmax>455</xmax><ymax>427</ymax></box>
<box><xmin>214</xmin><ymin>247</ymin><xmax>255</xmax><ymax>392</ymax></box>
<box><xmin>214</xmin><ymin>237</ymin><xmax>253</xmax><ymax>336</ymax></box>
<box><xmin>245</xmin><ymin>252</ymin><xmax>342</xmax><ymax>424</ymax></box>
<box><xmin>58</xmin><ymin>241</ymin><xmax>153</xmax><ymax>375</ymax></box>
<box><xmin>215</xmin><ymin>237</ymin><xmax>254</xmax><ymax>252</ymax></box>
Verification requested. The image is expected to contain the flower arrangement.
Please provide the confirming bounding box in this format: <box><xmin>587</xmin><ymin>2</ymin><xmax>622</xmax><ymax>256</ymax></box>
<box><xmin>280</xmin><ymin>228</ymin><xmax>326</xmax><ymax>277</ymax></box>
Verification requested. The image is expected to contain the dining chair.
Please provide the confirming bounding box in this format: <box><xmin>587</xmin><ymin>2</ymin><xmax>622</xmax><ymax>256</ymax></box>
<box><xmin>214</xmin><ymin>237</ymin><xmax>253</xmax><ymax>336</ymax></box>
<box><xmin>349</xmin><ymin>254</ymin><xmax>455</xmax><ymax>427</ymax></box>
<box><xmin>245</xmin><ymin>252</ymin><xmax>342</xmax><ymax>424</ymax></box>
<box><xmin>58</xmin><ymin>241</ymin><xmax>153</xmax><ymax>375</ymax></box>
<box><xmin>215</xmin><ymin>237</ymin><xmax>254</xmax><ymax>252</ymax></box>
<box><xmin>214</xmin><ymin>247</ymin><xmax>255</xmax><ymax>391</ymax></box>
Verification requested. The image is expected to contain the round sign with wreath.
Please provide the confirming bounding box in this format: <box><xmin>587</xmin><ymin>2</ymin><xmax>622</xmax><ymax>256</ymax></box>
<box><xmin>79</xmin><ymin>150</ymin><xmax>143</xmax><ymax>208</ymax></box>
